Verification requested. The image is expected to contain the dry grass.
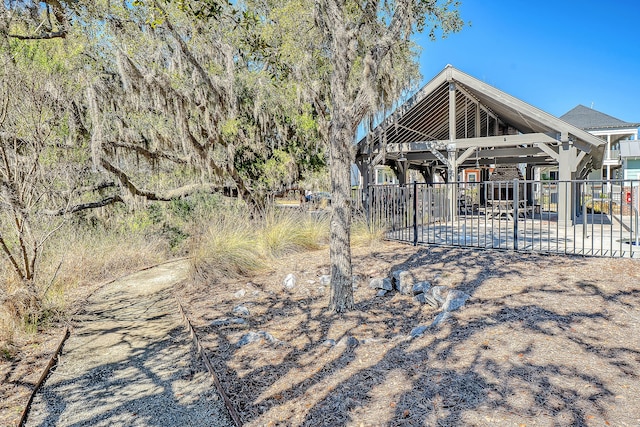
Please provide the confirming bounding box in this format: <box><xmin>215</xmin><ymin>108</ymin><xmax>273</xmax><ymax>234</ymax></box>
<box><xmin>0</xmin><ymin>222</ymin><xmax>171</xmax><ymax>426</ymax></box>
<box><xmin>192</xmin><ymin>208</ymin><xmax>332</xmax><ymax>281</ymax></box>
<box><xmin>351</xmin><ymin>215</ymin><xmax>386</xmax><ymax>248</ymax></box>
<box><xmin>177</xmin><ymin>242</ymin><xmax>640</xmax><ymax>427</ymax></box>
<box><xmin>1</xmin><ymin>221</ymin><xmax>169</xmax><ymax>343</ymax></box>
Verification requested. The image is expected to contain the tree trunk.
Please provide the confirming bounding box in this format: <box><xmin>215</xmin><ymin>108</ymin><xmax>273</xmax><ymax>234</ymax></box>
<box><xmin>328</xmin><ymin>114</ymin><xmax>354</xmax><ymax>312</ymax></box>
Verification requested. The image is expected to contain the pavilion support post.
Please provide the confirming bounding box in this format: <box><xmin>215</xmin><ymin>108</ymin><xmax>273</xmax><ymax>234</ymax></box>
<box><xmin>557</xmin><ymin>141</ymin><xmax>578</xmax><ymax>226</ymax></box>
<box><xmin>447</xmin><ymin>145</ymin><xmax>457</xmax><ymax>220</ymax></box>
<box><xmin>526</xmin><ymin>165</ymin><xmax>534</xmax><ymax>204</ymax></box>
<box><xmin>448</xmin><ymin>82</ymin><xmax>457</xmax><ymax>220</ymax></box>
<box><xmin>396</xmin><ymin>160</ymin><xmax>407</xmax><ymax>186</ymax></box>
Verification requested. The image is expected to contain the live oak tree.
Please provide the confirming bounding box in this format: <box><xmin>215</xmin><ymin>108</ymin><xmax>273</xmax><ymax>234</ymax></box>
<box><xmin>245</xmin><ymin>0</ymin><xmax>463</xmax><ymax>311</ymax></box>
<box><xmin>157</xmin><ymin>0</ymin><xmax>463</xmax><ymax>312</ymax></box>
<box><xmin>79</xmin><ymin>1</ymin><xmax>326</xmax><ymax>210</ymax></box>
<box><xmin>1</xmin><ymin>0</ymin><xmax>463</xmax><ymax>317</ymax></box>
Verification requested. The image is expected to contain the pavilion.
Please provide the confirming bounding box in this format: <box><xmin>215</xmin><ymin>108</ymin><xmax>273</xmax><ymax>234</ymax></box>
<box><xmin>355</xmin><ymin>65</ymin><xmax>606</xmax><ymax>224</ymax></box>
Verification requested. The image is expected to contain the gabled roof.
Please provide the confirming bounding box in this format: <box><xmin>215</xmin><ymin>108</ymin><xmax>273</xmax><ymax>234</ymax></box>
<box><xmin>357</xmin><ymin>65</ymin><xmax>605</xmax><ymax>170</ymax></box>
<box><xmin>561</xmin><ymin>105</ymin><xmax>640</xmax><ymax>131</ymax></box>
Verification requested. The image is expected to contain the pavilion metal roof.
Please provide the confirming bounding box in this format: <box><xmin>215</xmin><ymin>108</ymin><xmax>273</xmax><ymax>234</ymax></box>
<box><xmin>357</xmin><ymin>65</ymin><xmax>605</xmax><ymax>175</ymax></box>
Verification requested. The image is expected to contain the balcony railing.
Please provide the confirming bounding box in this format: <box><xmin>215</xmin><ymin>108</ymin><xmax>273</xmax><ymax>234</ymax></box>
<box><xmin>606</xmin><ymin>149</ymin><xmax>620</xmax><ymax>160</ymax></box>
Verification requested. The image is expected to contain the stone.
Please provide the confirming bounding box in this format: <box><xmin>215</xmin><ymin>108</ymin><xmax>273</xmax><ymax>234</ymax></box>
<box><xmin>369</xmin><ymin>277</ymin><xmax>392</xmax><ymax>291</ymax></box>
<box><xmin>260</xmin><ymin>331</ymin><xmax>276</xmax><ymax>343</ymax></box>
<box><xmin>232</xmin><ymin>305</ymin><xmax>250</xmax><ymax>316</ymax></box>
<box><xmin>412</xmin><ymin>281</ymin><xmax>431</xmax><ymax>295</ymax></box>
<box><xmin>390</xmin><ymin>270</ymin><xmax>403</xmax><ymax>285</ymax></box>
<box><xmin>413</xmin><ymin>293</ymin><xmax>426</xmax><ymax>304</ymax></box>
<box><xmin>211</xmin><ymin>317</ymin><xmax>246</xmax><ymax>327</ymax></box>
<box><xmin>237</xmin><ymin>330</ymin><xmax>276</xmax><ymax>347</ymax></box>
<box><xmin>442</xmin><ymin>290</ymin><xmax>470</xmax><ymax>312</ymax></box>
<box><xmin>233</xmin><ymin>289</ymin><xmax>246</xmax><ymax>298</ymax></box>
<box><xmin>376</xmin><ymin>289</ymin><xmax>389</xmax><ymax>297</ymax></box>
<box><xmin>423</xmin><ymin>294</ymin><xmax>439</xmax><ymax>308</ymax></box>
<box><xmin>283</xmin><ymin>273</ymin><xmax>296</xmax><ymax>290</ymax></box>
<box><xmin>319</xmin><ymin>275</ymin><xmax>331</xmax><ymax>286</ymax></box>
<box><xmin>392</xmin><ymin>270</ymin><xmax>414</xmax><ymax>295</ymax></box>
<box><xmin>236</xmin><ymin>331</ymin><xmax>261</xmax><ymax>347</ymax></box>
<box><xmin>337</xmin><ymin>335</ymin><xmax>359</xmax><ymax>348</ymax></box>
<box><xmin>410</xmin><ymin>325</ymin><xmax>428</xmax><ymax>338</ymax></box>
<box><xmin>431</xmin><ymin>311</ymin><xmax>451</xmax><ymax>327</ymax></box>
<box><xmin>430</xmin><ymin>286</ymin><xmax>449</xmax><ymax>304</ymax></box>
<box><xmin>322</xmin><ymin>339</ymin><xmax>336</xmax><ymax>347</ymax></box>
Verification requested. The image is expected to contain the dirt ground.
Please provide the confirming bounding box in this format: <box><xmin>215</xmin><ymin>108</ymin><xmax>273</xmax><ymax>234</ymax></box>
<box><xmin>177</xmin><ymin>242</ymin><xmax>640</xmax><ymax>427</ymax></box>
<box><xmin>2</xmin><ymin>242</ymin><xmax>640</xmax><ymax>427</ymax></box>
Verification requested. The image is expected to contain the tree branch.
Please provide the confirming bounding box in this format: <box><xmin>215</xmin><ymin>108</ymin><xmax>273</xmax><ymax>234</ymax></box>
<box><xmin>42</xmin><ymin>195</ymin><xmax>124</xmax><ymax>216</ymax></box>
<box><xmin>8</xmin><ymin>31</ymin><xmax>66</xmax><ymax>40</ymax></box>
<box><xmin>108</xmin><ymin>141</ymin><xmax>189</xmax><ymax>164</ymax></box>
<box><xmin>100</xmin><ymin>158</ymin><xmax>224</xmax><ymax>201</ymax></box>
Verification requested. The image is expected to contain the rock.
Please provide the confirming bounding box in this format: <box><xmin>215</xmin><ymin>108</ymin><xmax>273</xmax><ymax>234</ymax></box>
<box><xmin>413</xmin><ymin>293</ymin><xmax>426</xmax><ymax>304</ymax></box>
<box><xmin>390</xmin><ymin>270</ymin><xmax>402</xmax><ymax>284</ymax></box>
<box><xmin>369</xmin><ymin>277</ymin><xmax>393</xmax><ymax>291</ymax></box>
<box><xmin>376</xmin><ymin>289</ymin><xmax>389</xmax><ymax>297</ymax></box>
<box><xmin>336</xmin><ymin>335</ymin><xmax>359</xmax><ymax>348</ymax></box>
<box><xmin>412</xmin><ymin>281</ymin><xmax>431</xmax><ymax>295</ymax></box>
<box><xmin>410</xmin><ymin>325</ymin><xmax>428</xmax><ymax>338</ymax></box>
<box><xmin>232</xmin><ymin>305</ymin><xmax>250</xmax><ymax>316</ymax></box>
<box><xmin>391</xmin><ymin>270</ymin><xmax>414</xmax><ymax>294</ymax></box>
<box><xmin>260</xmin><ymin>331</ymin><xmax>276</xmax><ymax>343</ymax></box>
<box><xmin>442</xmin><ymin>290</ymin><xmax>470</xmax><ymax>312</ymax></box>
<box><xmin>211</xmin><ymin>318</ymin><xmax>246</xmax><ymax>327</ymax></box>
<box><xmin>430</xmin><ymin>286</ymin><xmax>449</xmax><ymax>304</ymax></box>
<box><xmin>431</xmin><ymin>311</ymin><xmax>451</xmax><ymax>327</ymax></box>
<box><xmin>233</xmin><ymin>289</ymin><xmax>246</xmax><ymax>299</ymax></box>
<box><xmin>423</xmin><ymin>293</ymin><xmax>439</xmax><ymax>308</ymax></box>
<box><xmin>283</xmin><ymin>273</ymin><xmax>296</xmax><ymax>290</ymax></box>
<box><xmin>322</xmin><ymin>339</ymin><xmax>336</xmax><ymax>347</ymax></box>
<box><xmin>236</xmin><ymin>331</ymin><xmax>261</xmax><ymax>347</ymax></box>
<box><xmin>317</xmin><ymin>286</ymin><xmax>326</xmax><ymax>293</ymax></box>
<box><xmin>319</xmin><ymin>275</ymin><xmax>331</xmax><ymax>286</ymax></box>
<box><xmin>237</xmin><ymin>330</ymin><xmax>276</xmax><ymax>347</ymax></box>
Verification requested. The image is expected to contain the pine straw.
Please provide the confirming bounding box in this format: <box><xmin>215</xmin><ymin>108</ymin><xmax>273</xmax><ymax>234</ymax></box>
<box><xmin>177</xmin><ymin>242</ymin><xmax>640</xmax><ymax>427</ymax></box>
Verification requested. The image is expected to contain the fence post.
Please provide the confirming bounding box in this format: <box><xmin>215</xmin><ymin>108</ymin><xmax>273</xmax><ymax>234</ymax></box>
<box><xmin>413</xmin><ymin>180</ymin><xmax>418</xmax><ymax>246</ymax></box>
<box><xmin>513</xmin><ymin>179</ymin><xmax>519</xmax><ymax>250</ymax></box>
<box><xmin>583</xmin><ymin>183</ymin><xmax>587</xmax><ymax>240</ymax></box>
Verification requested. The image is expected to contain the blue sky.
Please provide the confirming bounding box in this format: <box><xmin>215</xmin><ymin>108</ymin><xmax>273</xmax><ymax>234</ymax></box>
<box><xmin>415</xmin><ymin>0</ymin><xmax>640</xmax><ymax>123</ymax></box>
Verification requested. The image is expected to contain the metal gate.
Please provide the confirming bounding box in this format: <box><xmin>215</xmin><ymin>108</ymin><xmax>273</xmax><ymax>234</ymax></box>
<box><xmin>366</xmin><ymin>180</ymin><xmax>640</xmax><ymax>258</ymax></box>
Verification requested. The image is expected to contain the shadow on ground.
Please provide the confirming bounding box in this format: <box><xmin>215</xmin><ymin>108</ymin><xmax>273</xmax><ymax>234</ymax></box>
<box><xmin>182</xmin><ymin>245</ymin><xmax>640</xmax><ymax>426</ymax></box>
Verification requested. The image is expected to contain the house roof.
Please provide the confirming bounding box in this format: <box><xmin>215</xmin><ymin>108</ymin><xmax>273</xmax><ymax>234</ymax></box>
<box><xmin>357</xmin><ymin>65</ymin><xmax>605</xmax><ymax>175</ymax></box>
<box><xmin>560</xmin><ymin>105</ymin><xmax>640</xmax><ymax>131</ymax></box>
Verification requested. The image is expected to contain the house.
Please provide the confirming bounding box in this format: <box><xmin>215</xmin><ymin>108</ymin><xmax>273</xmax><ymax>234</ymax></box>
<box><xmin>560</xmin><ymin>105</ymin><xmax>639</xmax><ymax>180</ymax></box>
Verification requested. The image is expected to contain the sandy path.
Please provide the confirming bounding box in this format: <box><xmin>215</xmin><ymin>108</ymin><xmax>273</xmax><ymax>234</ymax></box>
<box><xmin>25</xmin><ymin>260</ymin><xmax>233</xmax><ymax>427</ymax></box>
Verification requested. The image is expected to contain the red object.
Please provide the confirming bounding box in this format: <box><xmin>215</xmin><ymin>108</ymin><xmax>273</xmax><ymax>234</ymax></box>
<box><xmin>626</xmin><ymin>192</ymin><xmax>632</xmax><ymax>204</ymax></box>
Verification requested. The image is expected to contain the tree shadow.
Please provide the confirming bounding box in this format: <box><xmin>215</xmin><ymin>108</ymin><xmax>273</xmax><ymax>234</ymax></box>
<box><xmin>25</xmin><ymin>286</ymin><xmax>231</xmax><ymax>427</ymax></box>
<box><xmin>191</xmin><ymin>245</ymin><xmax>640</xmax><ymax>426</ymax></box>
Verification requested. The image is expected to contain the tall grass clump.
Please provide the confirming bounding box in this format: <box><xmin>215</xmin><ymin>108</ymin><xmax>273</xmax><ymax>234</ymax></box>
<box><xmin>258</xmin><ymin>209</ymin><xmax>329</xmax><ymax>257</ymax></box>
<box><xmin>351</xmin><ymin>214</ymin><xmax>387</xmax><ymax>247</ymax></box>
<box><xmin>191</xmin><ymin>206</ymin><xmax>330</xmax><ymax>282</ymax></box>
<box><xmin>191</xmin><ymin>211</ymin><xmax>263</xmax><ymax>280</ymax></box>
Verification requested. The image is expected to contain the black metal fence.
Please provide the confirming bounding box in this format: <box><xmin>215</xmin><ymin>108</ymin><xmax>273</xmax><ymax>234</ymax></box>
<box><xmin>364</xmin><ymin>180</ymin><xmax>640</xmax><ymax>258</ymax></box>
